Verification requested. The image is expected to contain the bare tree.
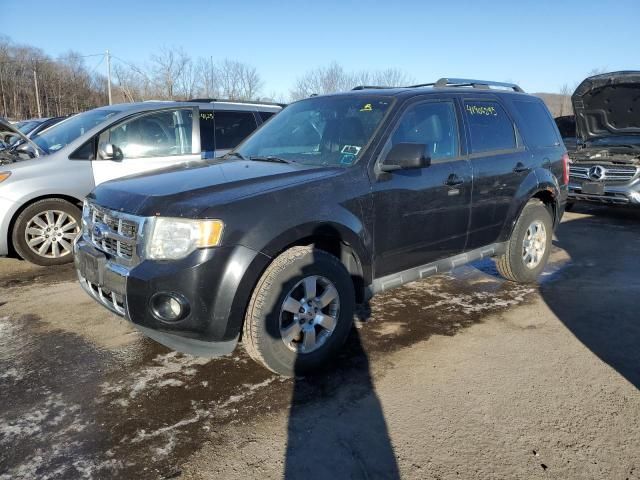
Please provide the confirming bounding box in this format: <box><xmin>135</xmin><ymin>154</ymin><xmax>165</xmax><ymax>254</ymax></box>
<box><xmin>587</xmin><ymin>67</ymin><xmax>608</xmax><ymax>77</ymax></box>
<box><xmin>559</xmin><ymin>83</ymin><xmax>572</xmax><ymax>116</ymax></box>
<box><xmin>290</xmin><ymin>62</ymin><xmax>412</xmax><ymax>100</ymax></box>
<box><xmin>150</xmin><ymin>46</ymin><xmax>190</xmax><ymax>99</ymax></box>
<box><xmin>213</xmin><ymin>59</ymin><xmax>263</xmax><ymax>100</ymax></box>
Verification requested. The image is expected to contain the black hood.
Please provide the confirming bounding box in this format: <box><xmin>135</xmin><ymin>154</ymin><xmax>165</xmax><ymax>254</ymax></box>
<box><xmin>90</xmin><ymin>159</ymin><xmax>342</xmax><ymax>217</ymax></box>
<box><xmin>572</xmin><ymin>71</ymin><xmax>640</xmax><ymax>142</ymax></box>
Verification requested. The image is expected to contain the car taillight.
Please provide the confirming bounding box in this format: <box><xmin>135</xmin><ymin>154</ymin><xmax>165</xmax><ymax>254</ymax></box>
<box><xmin>561</xmin><ymin>153</ymin><xmax>570</xmax><ymax>185</ymax></box>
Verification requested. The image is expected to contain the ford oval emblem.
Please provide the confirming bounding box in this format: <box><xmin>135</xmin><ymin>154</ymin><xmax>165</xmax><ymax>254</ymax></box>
<box><xmin>92</xmin><ymin>223</ymin><xmax>109</xmax><ymax>241</ymax></box>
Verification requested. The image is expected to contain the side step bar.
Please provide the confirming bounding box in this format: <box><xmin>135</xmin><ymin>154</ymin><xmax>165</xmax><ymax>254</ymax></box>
<box><xmin>369</xmin><ymin>242</ymin><xmax>507</xmax><ymax>295</ymax></box>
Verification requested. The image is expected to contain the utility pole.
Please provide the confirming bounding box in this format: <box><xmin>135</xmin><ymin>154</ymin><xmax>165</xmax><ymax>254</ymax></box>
<box><xmin>210</xmin><ymin>56</ymin><xmax>214</xmax><ymax>97</ymax></box>
<box><xmin>33</xmin><ymin>65</ymin><xmax>42</xmax><ymax>118</ymax></box>
<box><xmin>106</xmin><ymin>50</ymin><xmax>112</xmax><ymax>105</ymax></box>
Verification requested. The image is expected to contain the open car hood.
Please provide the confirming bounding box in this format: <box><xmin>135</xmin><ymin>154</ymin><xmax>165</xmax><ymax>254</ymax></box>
<box><xmin>0</xmin><ymin>118</ymin><xmax>43</xmax><ymax>162</ymax></box>
<box><xmin>572</xmin><ymin>71</ymin><xmax>640</xmax><ymax>142</ymax></box>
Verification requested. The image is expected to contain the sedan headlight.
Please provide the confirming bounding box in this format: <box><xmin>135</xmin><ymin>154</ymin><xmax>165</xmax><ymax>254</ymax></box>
<box><xmin>146</xmin><ymin>217</ymin><xmax>224</xmax><ymax>260</ymax></box>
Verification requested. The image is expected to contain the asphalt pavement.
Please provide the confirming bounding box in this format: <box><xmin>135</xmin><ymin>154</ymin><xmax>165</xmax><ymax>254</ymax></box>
<box><xmin>0</xmin><ymin>204</ymin><xmax>638</xmax><ymax>479</ymax></box>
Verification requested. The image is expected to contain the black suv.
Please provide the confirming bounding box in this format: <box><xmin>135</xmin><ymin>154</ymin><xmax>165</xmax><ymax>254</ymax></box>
<box><xmin>75</xmin><ymin>78</ymin><xmax>568</xmax><ymax>376</ymax></box>
<box><xmin>567</xmin><ymin>71</ymin><xmax>640</xmax><ymax>208</ymax></box>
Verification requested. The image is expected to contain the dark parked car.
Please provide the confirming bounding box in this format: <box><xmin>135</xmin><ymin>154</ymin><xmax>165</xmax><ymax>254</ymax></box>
<box><xmin>555</xmin><ymin>115</ymin><xmax>577</xmax><ymax>152</ymax></box>
<box><xmin>567</xmin><ymin>71</ymin><xmax>640</xmax><ymax>208</ymax></box>
<box><xmin>75</xmin><ymin>78</ymin><xmax>568</xmax><ymax>375</ymax></box>
<box><xmin>14</xmin><ymin>115</ymin><xmax>69</xmax><ymax>141</ymax></box>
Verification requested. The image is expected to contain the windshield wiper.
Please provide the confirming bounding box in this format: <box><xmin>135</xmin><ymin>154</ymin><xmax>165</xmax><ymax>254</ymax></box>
<box><xmin>249</xmin><ymin>155</ymin><xmax>294</xmax><ymax>164</ymax></box>
<box><xmin>222</xmin><ymin>151</ymin><xmax>247</xmax><ymax>160</ymax></box>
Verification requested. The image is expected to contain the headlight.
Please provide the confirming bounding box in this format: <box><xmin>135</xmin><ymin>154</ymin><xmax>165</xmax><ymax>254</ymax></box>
<box><xmin>0</xmin><ymin>172</ymin><xmax>11</xmax><ymax>183</ymax></box>
<box><xmin>146</xmin><ymin>217</ymin><xmax>224</xmax><ymax>260</ymax></box>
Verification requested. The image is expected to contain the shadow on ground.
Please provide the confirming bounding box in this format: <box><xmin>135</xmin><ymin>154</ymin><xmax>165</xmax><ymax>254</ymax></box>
<box><xmin>540</xmin><ymin>204</ymin><xmax>640</xmax><ymax>389</ymax></box>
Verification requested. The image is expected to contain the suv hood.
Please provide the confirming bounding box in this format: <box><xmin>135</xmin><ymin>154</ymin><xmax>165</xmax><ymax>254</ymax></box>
<box><xmin>89</xmin><ymin>159</ymin><xmax>342</xmax><ymax>217</ymax></box>
<box><xmin>572</xmin><ymin>71</ymin><xmax>640</xmax><ymax>142</ymax></box>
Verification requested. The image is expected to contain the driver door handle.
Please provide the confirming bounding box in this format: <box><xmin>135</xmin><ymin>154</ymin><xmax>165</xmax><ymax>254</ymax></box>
<box><xmin>445</xmin><ymin>173</ymin><xmax>464</xmax><ymax>186</ymax></box>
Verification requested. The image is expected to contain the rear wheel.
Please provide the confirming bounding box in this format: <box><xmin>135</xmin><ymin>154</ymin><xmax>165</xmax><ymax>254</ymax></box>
<box><xmin>243</xmin><ymin>246</ymin><xmax>355</xmax><ymax>376</ymax></box>
<box><xmin>496</xmin><ymin>199</ymin><xmax>553</xmax><ymax>283</ymax></box>
<box><xmin>12</xmin><ymin>199</ymin><xmax>81</xmax><ymax>266</ymax></box>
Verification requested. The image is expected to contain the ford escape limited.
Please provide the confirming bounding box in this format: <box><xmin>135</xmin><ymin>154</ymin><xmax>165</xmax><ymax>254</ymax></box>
<box><xmin>76</xmin><ymin>78</ymin><xmax>568</xmax><ymax>376</ymax></box>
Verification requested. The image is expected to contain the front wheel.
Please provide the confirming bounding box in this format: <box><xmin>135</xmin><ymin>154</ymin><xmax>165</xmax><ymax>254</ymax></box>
<box><xmin>12</xmin><ymin>198</ymin><xmax>82</xmax><ymax>266</ymax></box>
<box><xmin>242</xmin><ymin>246</ymin><xmax>355</xmax><ymax>376</ymax></box>
<box><xmin>496</xmin><ymin>199</ymin><xmax>553</xmax><ymax>283</ymax></box>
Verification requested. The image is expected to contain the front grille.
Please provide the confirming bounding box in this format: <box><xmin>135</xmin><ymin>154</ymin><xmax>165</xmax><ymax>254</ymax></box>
<box><xmin>83</xmin><ymin>203</ymin><xmax>141</xmax><ymax>262</ymax></box>
<box><xmin>570</xmin><ymin>164</ymin><xmax>639</xmax><ymax>183</ymax></box>
<box><xmin>78</xmin><ymin>275</ymin><xmax>126</xmax><ymax>316</ymax></box>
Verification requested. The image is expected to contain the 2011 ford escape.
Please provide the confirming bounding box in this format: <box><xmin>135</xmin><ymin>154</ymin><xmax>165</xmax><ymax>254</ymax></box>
<box><xmin>75</xmin><ymin>78</ymin><xmax>568</xmax><ymax>376</ymax></box>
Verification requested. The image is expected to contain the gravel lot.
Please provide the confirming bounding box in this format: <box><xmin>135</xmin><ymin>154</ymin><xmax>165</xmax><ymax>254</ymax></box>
<box><xmin>0</xmin><ymin>205</ymin><xmax>639</xmax><ymax>479</ymax></box>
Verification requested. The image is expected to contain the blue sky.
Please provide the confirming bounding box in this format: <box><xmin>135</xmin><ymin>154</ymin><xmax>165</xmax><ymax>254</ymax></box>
<box><xmin>4</xmin><ymin>0</ymin><xmax>639</xmax><ymax>96</ymax></box>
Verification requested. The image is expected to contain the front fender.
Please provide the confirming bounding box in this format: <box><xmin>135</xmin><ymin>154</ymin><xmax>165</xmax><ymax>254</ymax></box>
<box><xmin>260</xmin><ymin>218</ymin><xmax>371</xmax><ymax>282</ymax></box>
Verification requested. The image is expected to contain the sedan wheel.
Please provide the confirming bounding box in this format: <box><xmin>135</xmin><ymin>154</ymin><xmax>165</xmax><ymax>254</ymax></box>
<box><xmin>12</xmin><ymin>198</ymin><xmax>82</xmax><ymax>266</ymax></box>
<box><xmin>25</xmin><ymin>210</ymin><xmax>79</xmax><ymax>259</ymax></box>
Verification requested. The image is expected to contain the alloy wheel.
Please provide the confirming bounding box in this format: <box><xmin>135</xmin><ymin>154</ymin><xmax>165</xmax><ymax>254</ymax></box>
<box><xmin>279</xmin><ymin>275</ymin><xmax>340</xmax><ymax>354</ymax></box>
<box><xmin>24</xmin><ymin>210</ymin><xmax>79</xmax><ymax>259</ymax></box>
<box><xmin>522</xmin><ymin>220</ymin><xmax>546</xmax><ymax>269</ymax></box>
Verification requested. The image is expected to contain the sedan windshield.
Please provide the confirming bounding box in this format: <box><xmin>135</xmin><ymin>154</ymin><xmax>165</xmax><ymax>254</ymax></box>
<box><xmin>31</xmin><ymin>108</ymin><xmax>121</xmax><ymax>154</ymax></box>
<box><xmin>17</xmin><ymin>120</ymin><xmax>41</xmax><ymax>135</ymax></box>
<box><xmin>235</xmin><ymin>95</ymin><xmax>393</xmax><ymax>167</ymax></box>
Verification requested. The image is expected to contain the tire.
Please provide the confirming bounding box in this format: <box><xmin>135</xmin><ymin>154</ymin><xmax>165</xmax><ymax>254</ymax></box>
<box><xmin>243</xmin><ymin>246</ymin><xmax>355</xmax><ymax>376</ymax></box>
<box><xmin>565</xmin><ymin>201</ymin><xmax>575</xmax><ymax>212</ymax></box>
<box><xmin>12</xmin><ymin>198</ymin><xmax>82</xmax><ymax>266</ymax></box>
<box><xmin>496</xmin><ymin>199</ymin><xmax>553</xmax><ymax>283</ymax></box>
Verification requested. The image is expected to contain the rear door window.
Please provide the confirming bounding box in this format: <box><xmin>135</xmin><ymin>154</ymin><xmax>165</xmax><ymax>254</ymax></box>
<box><xmin>512</xmin><ymin>100</ymin><xmax>560</xmax><ymax>148</ymax></box>
<box><xmin>258</xmin><ymin>111</ymin><xmax>276</xmax><ymax>123</ymax></box>
<box><xmin>464</xmin><ymin>100</ymin><xmax>516</xmax><ymax>153</ymax></box>
<box><xmin>214</xmin><ymin>111</ymin><xmax>257</xmax><ymax>150</ymax></box>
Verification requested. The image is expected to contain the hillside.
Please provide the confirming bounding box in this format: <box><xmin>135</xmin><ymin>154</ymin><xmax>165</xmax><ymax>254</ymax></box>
<box><xmin>534</xmin><ymin>92</ymin><xmax>573</xmax><ymax>118</ymax></box>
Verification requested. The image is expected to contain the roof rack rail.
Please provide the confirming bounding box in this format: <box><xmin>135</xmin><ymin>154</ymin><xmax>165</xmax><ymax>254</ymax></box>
<box><xmin>351</xmin><ymin>85</ymin><xmax>395</xmax><ymax>91</ymax></box>
<box><xmin>187</xmin><ymin>98</ymin><xmax>286</xmax><ymax>107</ymax></box>
<box><xmin>352</xmin><ymin>79</ymin><xmax>524</xmax><ymax>93</ymax></box>
<box><xmin>420</xmin><ymin>78</ymin><xmax>524</xmax><ymax>92</ymax></box>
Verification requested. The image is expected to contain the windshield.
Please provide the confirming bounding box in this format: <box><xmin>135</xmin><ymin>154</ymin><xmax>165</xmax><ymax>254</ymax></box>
<box><xmin>17</xmin><ymin>121</ymin><xmax>40</xmax><ymax>135</ymax></box>
<box><xmin>586</xmin><ymin>135</ymin><xmax>640</xmax><ymax>148</ymax></box>
<box><xmin>31</xmin><ymin>108</ymin><xmax>121</xmax><ymax>154</ymax></box>
<box><xmin>235</xmin><ymin>95</ymin><xmax>393</xmax><ymax>167</ymax></box>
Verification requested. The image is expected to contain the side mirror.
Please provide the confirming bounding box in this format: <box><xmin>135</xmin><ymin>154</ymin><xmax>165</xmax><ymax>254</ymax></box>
<box><xmin>14</xmin><ymin>142</ymin><xmax>37</xmax><ymax>159</ymax></box>
<box><xmin>98</xmin><ymin>143</ymin><xmax>121</xmax><ymax>161</ymax></box>
<box><xmin>380</xmin><ymin>143</ymin><xmax>431</xmax><ymax>172</ymax></box>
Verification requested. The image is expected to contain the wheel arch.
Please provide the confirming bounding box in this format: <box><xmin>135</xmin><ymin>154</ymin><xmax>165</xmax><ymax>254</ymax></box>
<box><xmin>499</xmin><ymin>170</ymin><xmax>561</xmax><ymax>243</ymax></box>
<box><xmin>260</xmin><ymin>222</ymin><xmax>370</xmax><ymax>304</ymax></box>
<box><xmin>7</xmin><ymin>194</ymin><xmax>83</xmax><ymax>256</ymax></box>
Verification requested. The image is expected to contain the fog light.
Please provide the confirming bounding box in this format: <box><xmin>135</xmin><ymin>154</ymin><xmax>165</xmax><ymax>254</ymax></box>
<box><xmin>150</xmin><ymin>293</ymin><xmax>189</xmax><ymax>322</ymax></box>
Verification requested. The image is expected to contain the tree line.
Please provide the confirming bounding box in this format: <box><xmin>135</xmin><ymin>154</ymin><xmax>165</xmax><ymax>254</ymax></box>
<box><xmin>0</xmin><ymin>35</ymin><xmax>604</xmax><ymax>121</ymax></box>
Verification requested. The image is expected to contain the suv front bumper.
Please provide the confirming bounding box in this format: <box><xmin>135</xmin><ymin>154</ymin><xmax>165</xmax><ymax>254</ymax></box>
<box><xmin>568</xmin><ymin>179</ymin><xmax>640</xmax><ymax>206</ymax></box>
<box><xmin>75</xmin><ymin>239</ymin><xmax>271</xmax><ymax>356</ymax></box>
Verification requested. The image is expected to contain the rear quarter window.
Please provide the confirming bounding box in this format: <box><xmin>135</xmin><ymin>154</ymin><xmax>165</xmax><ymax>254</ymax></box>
<box><xmin>512</xmin><ymin>100</ymin><xmax>560</xmax><ymax>148</ymax></box>
<box><xmin>464</xmin><ymin>100</ymin><xmax>516</xmax><ymax>153</ymax></box>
